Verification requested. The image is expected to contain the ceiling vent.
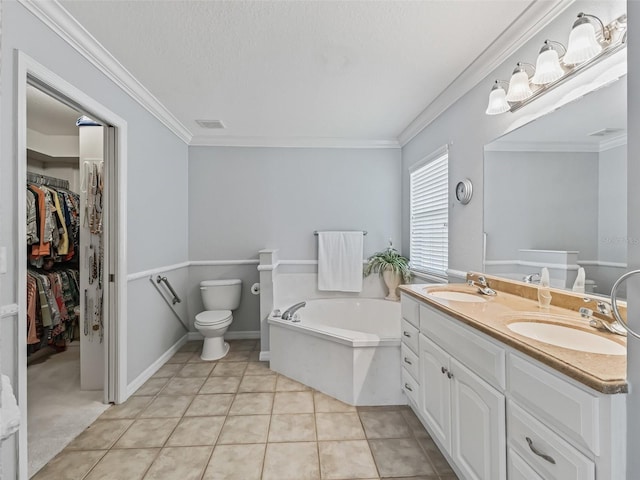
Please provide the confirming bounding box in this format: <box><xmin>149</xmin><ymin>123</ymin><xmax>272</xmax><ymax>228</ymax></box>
<box><xmin>196</xmin><ymin>119</ymin><xmax>225</xmax><ymax>129</ymax></box>
<box><xmin>588</xmin><ymin>127</ymin><xmax>624</xmax><ymax>137</ymax></box>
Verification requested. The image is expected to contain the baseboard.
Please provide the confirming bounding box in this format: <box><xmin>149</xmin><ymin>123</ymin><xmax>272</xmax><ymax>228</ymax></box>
<box><xmin>126</xmin><ymin>334</ymin><xmax>188</xmax><ymax>397</ymax></box>
<box><xmin>259</xmin><ymin>351</ymin><xmax>270</xmax><ymax>362</ymax></box>
<box><xmin>187</xmin><ymin>330</ymin><xmax>261</xmax><ymax>341</ymax></box>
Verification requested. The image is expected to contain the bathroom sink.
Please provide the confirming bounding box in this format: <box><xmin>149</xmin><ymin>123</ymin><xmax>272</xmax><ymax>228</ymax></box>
<box><xmin>425</xmin><ymin>290</ymin><xmax>488</xmax><ymax>303</ymax></box>
<box><xmin>507</xmin><ymin>322</ymin><xmax>626</xmax><ymax>355</ymax></box>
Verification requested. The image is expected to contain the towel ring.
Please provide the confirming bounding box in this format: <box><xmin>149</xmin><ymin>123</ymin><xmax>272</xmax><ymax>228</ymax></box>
<box><xmin>611</xmin><ymin>270</ymin><xmax>640</xmax><ymax>340</ymax></box>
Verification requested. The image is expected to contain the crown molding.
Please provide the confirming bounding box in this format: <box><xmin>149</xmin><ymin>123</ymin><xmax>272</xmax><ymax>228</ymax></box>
<box><xmin>599</xmin><ymin>134</ymin><xmax>627</xmax><ymax>152</ymax></box>
<box><xmin>398</xmin><ymin>0</ymin><xmax>574</xmax><ymax>147</ymax></box>
<box><xmin>19</xmin><ymin>0</ymin><xmax>193</xmax><ymax>144</ymax></box>
<box><xmin>485</xmin><ymin>140</ymin><xmax>600</xmax><ymax>153</ymax></box>
<box><xmin>189</xmin><ymin>135</ymin><xmax>400</xmax><ymax>149</ymax></box>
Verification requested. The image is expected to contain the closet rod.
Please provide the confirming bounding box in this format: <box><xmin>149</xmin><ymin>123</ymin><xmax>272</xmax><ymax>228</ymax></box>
<box><xmin>27</xmin><ymin>171</ymin><xmax>70</xmax><ymax>190</ymax></box>
<box><xmin>314</xmin><ymin>230</ymin><xmax>367</xmax><ymax>236</ymax></box>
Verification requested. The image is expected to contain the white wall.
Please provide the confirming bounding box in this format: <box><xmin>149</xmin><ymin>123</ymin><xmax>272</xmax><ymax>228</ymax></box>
<box><xmin>0</xmin><ymin>3</ymin><xmax>189</xmax><ymax>475</ymax></box>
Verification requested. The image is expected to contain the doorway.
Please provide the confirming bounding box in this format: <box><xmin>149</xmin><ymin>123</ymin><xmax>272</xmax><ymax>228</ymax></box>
<box><xmin>16</xmin><ymin>52</ymin><xmax>128</xmax><ymax>479</ymax></box>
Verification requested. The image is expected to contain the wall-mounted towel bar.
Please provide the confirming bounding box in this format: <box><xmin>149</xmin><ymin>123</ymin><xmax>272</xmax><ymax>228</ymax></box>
<box><xmin>314</xmin><ymin>230</ymin><xmax>367</xmax><ymax>236</ymax></box>
<box><xmin>157</xmin><ymin>275</ymin><xmax>181</xmax><ymax>304</ymax></box>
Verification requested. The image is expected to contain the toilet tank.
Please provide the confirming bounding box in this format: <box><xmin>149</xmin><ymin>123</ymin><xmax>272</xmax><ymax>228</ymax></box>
<box><xmin>200</xmin><ymin>279</ymin><xmax>242</xmax><ymax>310</ymax></box>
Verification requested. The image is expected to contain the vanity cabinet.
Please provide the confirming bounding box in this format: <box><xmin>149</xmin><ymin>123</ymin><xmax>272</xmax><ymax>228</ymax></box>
<box><xmin>400</xmin><ymin>292</ymin><xmax>625</xmax><ymax>480</ymax></box>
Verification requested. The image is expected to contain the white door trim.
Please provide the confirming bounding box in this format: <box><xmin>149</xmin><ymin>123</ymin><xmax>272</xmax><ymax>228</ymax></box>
<box><xmin>16</xmin><ymin>50</ymin><xmax>128</xmax><ymax>478</ymax></box>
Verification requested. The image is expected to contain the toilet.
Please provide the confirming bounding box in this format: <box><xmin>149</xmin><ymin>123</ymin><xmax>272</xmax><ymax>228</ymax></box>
<box><xmin>195</xmin><ymin>279</ymin><xmax>242</xmax><ymax>361</ymax></box>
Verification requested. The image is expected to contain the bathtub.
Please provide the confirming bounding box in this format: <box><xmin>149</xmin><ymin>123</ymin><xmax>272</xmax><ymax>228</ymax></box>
<box><xmin>268</xmin><ymin>298</ymin><xmax>405</xmax><ymax>406</ymax></box>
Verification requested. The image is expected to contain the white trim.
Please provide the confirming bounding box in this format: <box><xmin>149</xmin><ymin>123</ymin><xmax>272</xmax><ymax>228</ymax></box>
<box><xmin>18</xmin><ymin>0</ymin><xmax>192</xmax><ymax>144</ymax></box>
<box><xmin>280</xmin><ymin>260</ymin><xmax>319</xmax><ymax>265</ymax></box>
<box><xmin>578</xmin><ymin>260</ymin><xmax>628</xmax><ymax>268</ymax></box>
<box><xmin>188</xmin><ymin>331</ymin><xmax>261</xmax><ymax>341</ymax></box>
<box><xmin>485</xmin><ymin>141</ymin><xmax>601</xmax><ymax>153</ymax></box>
<box><xmin>259</xmin><ymin>351</ymin><xmax>271</xmax><ymax>362</ymax></box>
<box><xmin>599</xmin><ymin>134</ymin><xmax>627</xmax><ymax>152</ymax></box>
<box><xmin>411</xmin><ymin>270</ymin><xmax>448</xmax><ymax>284</ymax></box>
<box><xmin>484</xmin><ymin>259</ymin><xmax>628</xmax><ymax>270</ymax></box>
<box><xmin>0</xmin><ymin>303</ymin><xmax>19</xmax><ymax>319</ymax></box>
<box><xmin>257</xmin><ymin>262</ymin><xmax>280</xmax><ymax>272</ymax></box>
<box><xmin>445</xmin><ymin>269</ymin><xmax>468</xmax><ymax>280</ymax></box>
<box><xmin>190</xmin><ymin>259</ymin><xmax>260</xmax><ymax>267</ymax></box>
<box><xmin>398</xmin><ymin>0</ymin><xmax>572</xmax><ymax>146</ymax></box>
<box><xmin>408</xmin><ymin>144</ymin><xmax>449</xmax><ymax>173</ymax></box>
<box><xmin>190</xmin><ymin>136</ymin><xmax>400</xmax><ymax>149</ymax></box>
<box><xmin>127</xmin><ymin>261</ymin><xmax>190</xmax><ymax>281</ymax></box>
<box><xmin>126</xmin><ymin>334</ymin><xmax>188</xmax><ymax>397</ymax></box>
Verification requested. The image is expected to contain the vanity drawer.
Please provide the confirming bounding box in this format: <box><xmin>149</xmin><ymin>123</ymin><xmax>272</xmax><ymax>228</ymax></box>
<box><xmin>507</xmin><ymin>353</ymin><xmax>599</xmax><ymax>455</ymax></box>
<box><xmin>419</xmin><ymin>304</ymin><xmax>505</xmax><ymax>389</ymax></box>
<box><xmin>507</xmin><ymin>448</ymin><xmax>545</xmax><ymax>480</ymax></box>
<box><xmin>402</xmin><ymin>367</ymin><xmax>419</xmax><ymax>407</ymax></box>
<box><xmin>401</xmin><ymin>319</ymin><xmax>419</xmax><ymax>354</ymax></box>
<box><xmin>508</xmin><ymin>401</ymin><xmax>595</xmax><ymax>480</ymax></box>
<box><xmin>401</xmin><ymin>294</ymin><xmax>420</xmax><ymax>328</ymax></box>
<box><xmin>401</xmin><ymin>343</ymin><xmax>419</xmax><ymax>381</ymax></box>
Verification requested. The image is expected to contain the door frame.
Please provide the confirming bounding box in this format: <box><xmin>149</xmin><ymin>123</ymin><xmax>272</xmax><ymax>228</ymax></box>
<box><xmin>16</xmin><ymin>50</ymin><xmax>128</xmax><ymax>479</ymax></box>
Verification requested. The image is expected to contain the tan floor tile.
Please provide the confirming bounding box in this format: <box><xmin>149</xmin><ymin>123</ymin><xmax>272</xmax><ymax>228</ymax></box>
<box><xmin>228</xmin><ymin>340</ymin><xmax>257</xmax><ymax>351</ymax></box>
<box><xmin>273</xmin><ymin>391</ymin><xmax>314</xmax><ymax>414</ymax></box>
<box><xmin>218</xmin><ymin>350</ymin><xmax>251</xmax><ymax>362</ymax></box>
<box><xmin>160</xmin><ymin>377</ymin><xmax>206</xmax><ymax>395</ymax></box>
<box><xmin>203</xmin><ymin>443</ymin><xmax>265</xmax><ymax>480</ymax></box>
<box><xmin>318</xmin><ymin>440</ymin><xmax>378</xmax><ymax>479</ymax></box>
<box><xmin>417</xmin><ymin>436</ymin><xmax>455</xmax><ymax>476</ymax></box>
<box><xmin>144</xmin><ymin>446</ymin><xmax>212</xmax><ymax>480</ymax></box>
<box><xmin>359</xmin><ymin>410</ymin><xmax>412</xmax><ymax>439</ymax></box>
<box><xmin>32</xmin><ymin>450</ymin><xmax>106</xmax><ymax>480</ymax></box>
<box><xmin>199</xmin><ymin>376</ymin><xmax>241</xmax><ymax>394</ymax></box>
<box><xmin>248</xmin><ymin>351</ymin><xmax>260</xmax><ymax>362</ymax></box>
<box><xmin>84</xmin><ymin>448</ymin><xmax>159</xmax><ymax>480</ymax></box>
<box><xmin>185</xmin><ymin>394</ymin><xmax>234</xmax><ymax>417</ymax></box>
<box><xmin>66</xmin><ymin>419</ymin><xmax>133</xmax><ymax>450</ymax></box>
<box><xmin>268</xmin><ymin>414</ymin><xmax>316</xmax><ymax>442</ymax></box>
<box><xmin>384</xmin><ymin>476</ymin><xmax>440</xmax><ymax>480</ymax></box>
<box><xmin>401</xmin><ymin>408</ymin><xmax>430</xmax><ymax>438</ymax></box>
<box><xmin>140</xmin><ymin>396</ymin><xmax>194</xmax><ymax>418</ymax></box>
<box><xmin>99</xmin><ymin>396</ymin><xmax>154</xmax><ymax>420</ymax></box>
<box><xmin>178</xmin><ymin>362</ymin><xmax>215</xmax><ymax>377</ymax></box>
<box><xmin>244</xmin><ymin>361</ymin><xmax>275</xmax><ymax>376</ymax></box>
<box><xmin>211</xmin><ymin>362</ymin><xmax>247</xmax><ymax>377</ymax></box>
<box><xmin>228</xmin><ymin>392</ymin><xmax>274</xmax><ymax>415</ymax></box>
<box><xmin>178</xmin><ymin>341</ymin><xmax>202</xmax><ymax>353</ymax></box>
<box><xmin>314</xmin><ymin>391</ymin><xmax>356</xmax><ymax>412</ymax></box>
<box><xmin>152</xmin><ymin>363</ymin><xmax>183</xmax><ymax>378</ymax></box>
<box><xmin>369</xmin><ymin>438</ymin><xmax>434</xmax><ymax>477</ymax></box>
<box><xmin>262</xmin><ymin>442</ymin><xmax>319</xmax><ymax>480</ymax></box>
<box><xmin>238</xmin><ymin>375</ymin><xmax>277</xmax><ymax>393</ymax></box>
<box><xmin>114</xmin><ymin>418</ymin><xmax>179</xmax><ymax>448</ymax></box>
<box><xmin>166</xmin><ymin>416</ymin><xmax>225</xmax><ymax>446</ymax></box>
<box><xmin>167</xmin><ymin>352</ymin><xmax>194</xmax><ymax>364</ymax></box>
<box><xmin>187</xmin><ymin>352</ymin><xmax>210</xmax><ymax>363</ymax></box>
<box><xmin>133</xmin><ymin>377</ymin><xmax>169</xmax><ymax>396</ymax></box>
<box><xmin>217</xmin><ymin>415</ymin><xmax>271</xmax><ymax>444</ymax></box>
<box><xmin>316</xmin><ymin>412</ymin><xmax>366</xmax><ymax>441</ymax></box>
<box><xmin>276</xmin><ymin>375</ymin><xmax>311</xmax><ymax>392</ymax></box>
<box><xmin>357</xmin><ymin>405</ymin><xmax>406</xmax><ymax>412</ymax></box>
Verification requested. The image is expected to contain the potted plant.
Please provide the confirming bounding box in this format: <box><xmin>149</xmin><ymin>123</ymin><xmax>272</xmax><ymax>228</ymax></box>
<box><xmin>364</xmin><ymin>241</ymin><xmax>411</xmax><ymax>301</ymax></box>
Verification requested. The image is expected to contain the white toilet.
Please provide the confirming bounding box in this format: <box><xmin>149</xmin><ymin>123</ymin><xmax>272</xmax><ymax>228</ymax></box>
<box><xmin>195</xmin><ymin>279</ymin><xmax>242</xmax><ymax>361</ymax></box>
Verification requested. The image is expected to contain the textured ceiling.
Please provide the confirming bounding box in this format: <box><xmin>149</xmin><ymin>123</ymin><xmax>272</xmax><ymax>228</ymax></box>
<box><xmin>60</xmin><ymin>0</ymin><xmax>536</xmax><ymax>144</ymax></box>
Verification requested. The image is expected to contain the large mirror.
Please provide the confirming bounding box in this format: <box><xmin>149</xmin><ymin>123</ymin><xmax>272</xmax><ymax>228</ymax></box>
<box><xmin>483</xmin><ymin>77</ymin><xmax>627</xmax><ymax>298</ymax></box>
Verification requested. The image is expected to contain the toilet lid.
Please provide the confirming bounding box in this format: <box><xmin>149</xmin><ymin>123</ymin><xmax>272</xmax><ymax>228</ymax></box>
<box><xmin>195</xmin><ymin>310</ymin><xmax>232</xmax><ymax>326</ymax></box>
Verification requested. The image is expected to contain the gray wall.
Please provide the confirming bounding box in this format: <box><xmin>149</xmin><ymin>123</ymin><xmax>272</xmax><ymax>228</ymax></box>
<box><xmin>484</xmin><ymin>150</ymin><xmax>599</xmax><ymax>261</ymax></box>
<box><xmin>0</xmin><ymin>4</ymin><xmax>189</xmax><ymax>473</ymax></box>
<box><xmin>598</xmin><ymin>144</ymin><xmax>627</xmax><ymax>263</ymax></box>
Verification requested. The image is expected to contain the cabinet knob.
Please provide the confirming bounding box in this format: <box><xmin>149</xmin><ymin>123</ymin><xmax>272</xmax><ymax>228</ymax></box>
<box><xmin>404</xmin><ymin>357</ymin><xmax>412</xmax><ymax>365</ymax></box>
<box><xmin>526</xmin><ymin>437</ymin><xmax>556</xmax><ymax>464</ymax></box>
<box><xmin>441</xmin><ymin>366</ymin><xmax>448</xmax><ymax>375</ymax></box>
<box><xmin>403</xmin><ymin>331</ymin><xmax>411</xmax><ymax>338</ymax></box>
<box><xmin>447</xmin><ymin>371</ymin><xmax>453</xmax><ymax>379</ymax></box>
<box><xmin>404</xmin><ymin>383</ymin><xmax>413</xmax><ymax>392</ymax></box>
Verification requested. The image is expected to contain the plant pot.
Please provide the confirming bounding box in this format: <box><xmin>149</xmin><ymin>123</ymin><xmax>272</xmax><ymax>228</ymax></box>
<box><xmin>382</xmin><ymin>269</ymin><xmax>402</xmax><ymax>301</ymax></box>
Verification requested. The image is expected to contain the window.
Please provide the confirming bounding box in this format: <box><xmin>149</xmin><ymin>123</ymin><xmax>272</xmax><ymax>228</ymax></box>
<box><xmin>410</xmin><ymin>147</ymin><xmax>448</xmax><ymax>278</ymax></box>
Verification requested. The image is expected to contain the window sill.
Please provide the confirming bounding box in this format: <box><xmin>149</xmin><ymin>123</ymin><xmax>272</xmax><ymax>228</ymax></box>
<box><xmin>410</xmin><ymin>270</ymin><xmax>448</xmax><ymax>284</ymax></box>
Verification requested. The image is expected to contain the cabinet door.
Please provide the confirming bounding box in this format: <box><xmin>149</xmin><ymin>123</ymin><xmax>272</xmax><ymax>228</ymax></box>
<box><xmin>508</xmin><ymin>448</ymin><xmax>545</xmax><ymax>480</ymax></box>
<box><xmin>419</xmin><ymin>334</ymin><xmax>451</xmax><ymax>452</ymax></box>
<box><xmin>450</xmin><ymin>358</ymin><xmax>506</xmax><ymax>480</ymax></box>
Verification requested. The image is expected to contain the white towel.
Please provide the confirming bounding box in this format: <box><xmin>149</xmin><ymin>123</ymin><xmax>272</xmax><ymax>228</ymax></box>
<box><xmin>317</xmin><ymin>231</ymin><xmax>364</xmax><ymax>292</ymax></box>
<box><xmin>1</xmin><ymin>374</ymin><xmax>21</xmax><ymax>441</ymax></box>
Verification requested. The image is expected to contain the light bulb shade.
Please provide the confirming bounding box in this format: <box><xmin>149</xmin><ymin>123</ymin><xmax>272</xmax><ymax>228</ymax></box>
<box><xmin>531</xmin><ymin>49</ymin><xmax>564</xmax><ymax>85</ymax></box>
<box><xmin>485</xmin><ymin>85</ymin><xmax>510</xmax><ymax>115</ymax></box>
<box><xmin>564</xmin><ymin>22</ymin><xmax>602</xmax><ymax>65</ymax></box>
<box><xmin>505</xmin><ymin>70</ymin><xmax>533</xmax><ymax>102</ymax></box>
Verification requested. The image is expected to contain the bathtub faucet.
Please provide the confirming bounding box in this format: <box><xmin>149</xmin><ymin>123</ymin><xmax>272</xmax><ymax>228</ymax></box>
<box><xmin>282</xmin><ymin>301</ymin><xmax>306</xmax><ymax>321</ymax></box>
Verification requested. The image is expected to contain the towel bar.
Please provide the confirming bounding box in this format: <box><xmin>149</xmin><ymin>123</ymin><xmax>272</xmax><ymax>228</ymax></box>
<box><xmin>314</xmin><ymin>230</ymin><xmax>367</xmax><ymax>236</ymax></box>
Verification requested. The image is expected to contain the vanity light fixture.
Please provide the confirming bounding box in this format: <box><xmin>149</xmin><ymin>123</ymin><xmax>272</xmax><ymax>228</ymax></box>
<box><xmin>485</xmin><ymin>11</ymin><xmax>626</xmax><ymax>115</ymax></box>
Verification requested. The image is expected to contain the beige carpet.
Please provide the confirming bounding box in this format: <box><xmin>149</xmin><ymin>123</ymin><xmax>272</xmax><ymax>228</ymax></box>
<box><xmin>27</xmin><ymin>344</ymin><xmax>109</xmax><ymax>478</ymax></box>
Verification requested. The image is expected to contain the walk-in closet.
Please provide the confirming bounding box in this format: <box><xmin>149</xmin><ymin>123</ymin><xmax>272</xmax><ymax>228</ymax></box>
<box><xmin>26</xmin><ymin>85</ymin><xmax>108</xmax><ymax>477</ymax></box>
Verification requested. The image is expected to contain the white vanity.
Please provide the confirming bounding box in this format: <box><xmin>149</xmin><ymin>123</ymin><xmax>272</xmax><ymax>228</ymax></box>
<box><xmin>400</xmin><ymin>280</ymin><xmax>626</xmax><ymax>480</ymax></box>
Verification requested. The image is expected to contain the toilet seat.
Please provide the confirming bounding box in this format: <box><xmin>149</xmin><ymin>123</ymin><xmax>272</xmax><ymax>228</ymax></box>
<box><xmin>195</xmin><ymin>310</ymin><xmax>232</xmax><ymax>326</ymax></box>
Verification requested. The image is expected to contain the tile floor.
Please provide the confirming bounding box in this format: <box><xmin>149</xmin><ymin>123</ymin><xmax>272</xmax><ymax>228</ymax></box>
<box><xmin>34</xmin><ymin>340</ymin><xmax>458</xmax><ymax>480</ymax></box>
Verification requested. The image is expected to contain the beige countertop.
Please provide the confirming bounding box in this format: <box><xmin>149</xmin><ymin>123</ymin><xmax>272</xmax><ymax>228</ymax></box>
<box><xmin>399</xmin><ymin>280</ymin><xmax>627</xmax><ymax>395</ymax></box>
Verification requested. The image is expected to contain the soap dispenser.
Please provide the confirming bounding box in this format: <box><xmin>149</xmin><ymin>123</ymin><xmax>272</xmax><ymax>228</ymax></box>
<box><xmin>538</xmin><ymin>267</ymin><xmax>552</xmax><ymax>309</ymax></box>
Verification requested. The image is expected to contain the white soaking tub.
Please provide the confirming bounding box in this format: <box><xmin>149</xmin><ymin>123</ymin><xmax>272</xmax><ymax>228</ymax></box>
<box><xmin>268</xmin><ymin>298</ymin><xmax>405</xmax><ymax>406</ymax></box>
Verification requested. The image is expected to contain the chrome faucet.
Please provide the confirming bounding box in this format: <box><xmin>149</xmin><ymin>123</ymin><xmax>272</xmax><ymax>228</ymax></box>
<box><xmin>281</xmin><ymin>301</ymin><xmax>306</xmax><ymax>321</ymax></box>
<box><xmin>467</xmin><ymin>275</ymin><xmax>497</xmax><ymax>296</ymax></box>
<box><xmin>523</xmin><ymin>273</ymin><xmax>541</xmax><ymax>284</ymax></box>
<box><xmin>580</xmin><ymin>297</ymin><xmax>627</xmax><ymax>336</ymax></box>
